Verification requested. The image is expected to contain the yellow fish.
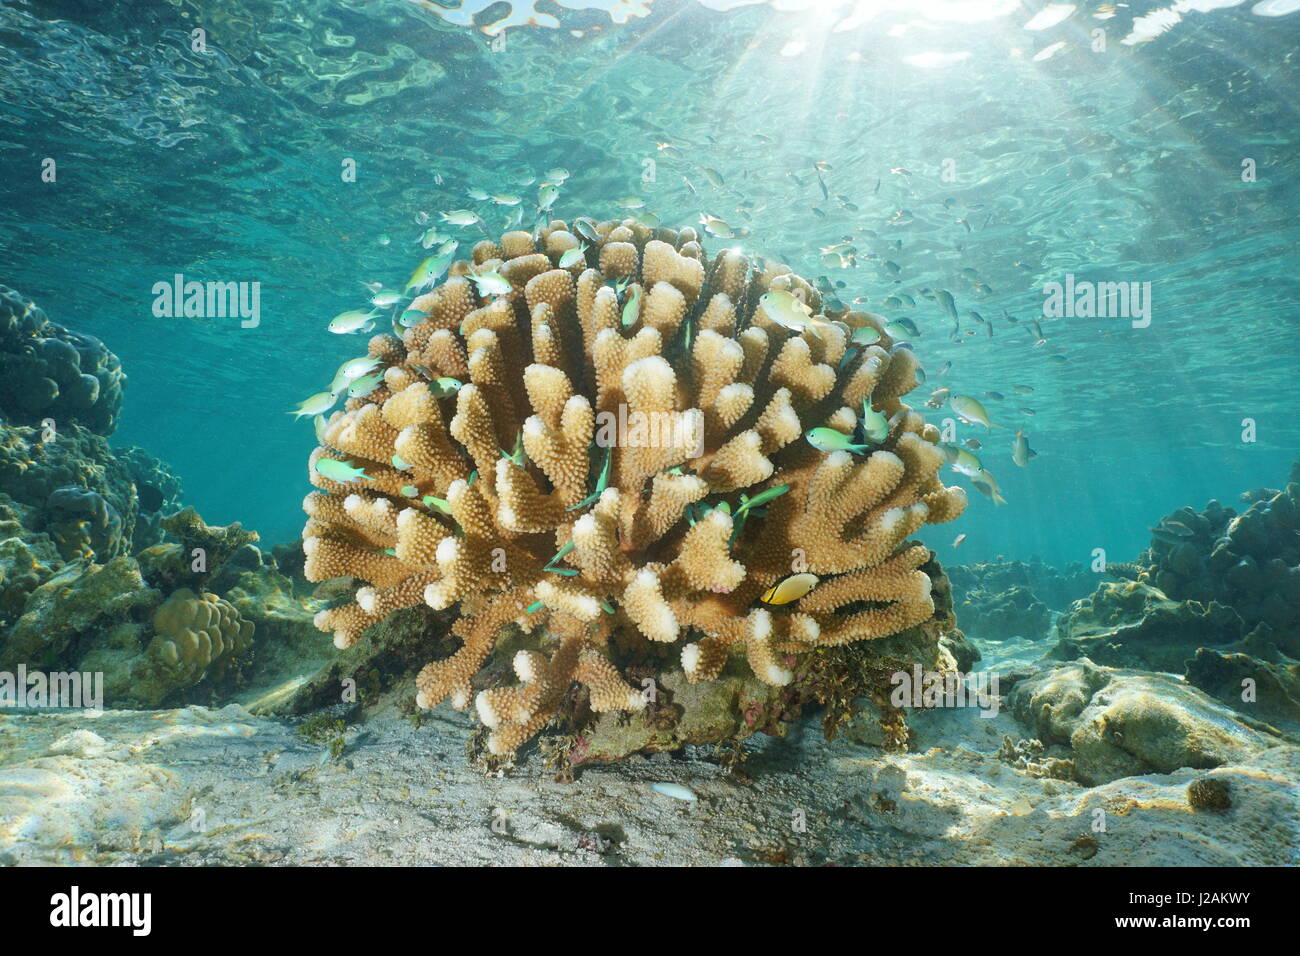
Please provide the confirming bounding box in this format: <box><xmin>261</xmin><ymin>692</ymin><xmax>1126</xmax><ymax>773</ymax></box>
<box><xmin>760</xmin><ymin>573</ymin><xmax>819</xmax><ymax>606</ymax></box>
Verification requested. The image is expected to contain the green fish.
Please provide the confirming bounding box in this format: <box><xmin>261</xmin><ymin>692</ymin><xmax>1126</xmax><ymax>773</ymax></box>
<box><xmin>698</xmin><ymin>214</ymin><xmax>733</xmax><ymax>239</ymax></box>
<box><xmin>347</xmin><ymin>373</ymin><xmax>384</xmax><ymax>398</ymax></box>
<box><xmin>544</xmin><ymin>167</ymin><xmax>570</xmax><ymax>184</ymax></box>
<box><xmin>440</xmin><ymin>209</ymin><xmax>480</xmax><ymax>226</ymax></box>
<box><xmin>405</xmin><ymin>253</ymin><xmax>453</xmax><ymax>294</ymax></box>
<box><xmin>806</xmin><ymin>427</ymin><xmax>869</xmax><ymax>455</ymax></box>
<box><xmin>400</xmin><ymin>484</ymin><xmax>419</xmax><ymax>497</ymax></box>
<box><xmin>290</xmin><ymin>391</ymin><xmax>337</xmax><ymax>419</ymax></box>
<box><xmin>314</xmin><ymin>458</ymin><xmax>371</xmax><ymax>483</ymax></box>
<box><xmin>950</xmin><ymin>394</ymin><xmax>1001</xmax><ymax>429</ymax></box>
<box><xmin>860</xmin><ymin>399</ymin><xmax>890</xmax><ymax>444</ymax></box>
<box><xmin>471</xmin><ymin>268</ymin><xmax>512</xmax><ymax>298</ymax></box>
<box><xmin>422</xmin><ymin>495</ymin><xmax>452</xmax><ymax>514</ymax></box>
<box><xmin>567</xmin><ymin>445</ymin><xmax>612</xmax><ymax>511</ymax></box>
<box><xmin>370</xmin><ymin>289</ymin><xmax>405</xmax><ymax>309</ymax></box>
<box><xmin>392</xmin><ymin>454</ymin><xmax>410</xmax><ymax>470</ymax></box>
<box><xmin>621</xmin><ymin>286</ymin><xmax>642</xmax><ymax>328</ymax></box>
<box><xmin>538</xmin><ymin>183</ymin><xmax>560</xmax><ymax>211</ymax></box>
<box><xmin>733</xmin><ymin>483</ymin><xmax>790</xmax><ymax>516</ymax></box>
<box><xmin>850</xmin><ymin>325</ymin><xmax>882</xmax><ymax>346</ymax></box>
<box><xmin>429</xmin><ymin>377</ymin><xmax>463</xmax><ymax>398</ymax></box>
<box><xmin>558</xmin><ymin>244</ymin><xmax>587</xmax><ymax>269</ymax></box>
<box><xmin>399</xmin><ymin>308</ymin><xmax>429</xmax><ymax>328</ymax></box>
<box><xmin>328</xmin><ymin>309</ymin><xmax>379</xmax><ymax>335</ymax></box>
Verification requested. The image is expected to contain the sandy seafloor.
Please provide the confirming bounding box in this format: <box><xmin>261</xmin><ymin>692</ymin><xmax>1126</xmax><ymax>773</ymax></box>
<box><xmin>1</xmin><ymin>632</ymin><xmax>1297</xmax><ymax>867</ymax></box>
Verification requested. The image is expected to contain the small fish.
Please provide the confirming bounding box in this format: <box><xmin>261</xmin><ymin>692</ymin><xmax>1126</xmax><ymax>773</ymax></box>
<box><xmin>314</xmin><ymin>458</ymin><xmax>371</xmax><ymax>483</ymax></box>
<box><xmin>617</xmin><ymin>196</ymin><xmax>646</xmax><ymax>210</ymax></box>
<box><xmin>734</xmin><ymin>483</ymin><xmax>790</xmax><ymax>516</ymax></box>
<box><xmin>392</xmin><ymin>454</ymin><xmax>410</xmax><ymax>470</ymax></box>
<box><xmin>471</xmin><ymin>268</ymin><xmax>512</xmax><ymax>298</ymax></box>
<box><xmin>370</xmin><ymin>289</ymin><xmax>405</xmax><ymax>309</ymax></box>
<box><xmin>851</xmin><ymin>325</ymin><xmax>882</xmax><ymax>346</ymax></box>
<box><xmin>414</xmin><ymin>210</ymin><xmax>430</xmax><ymax>225</ymax></box>
<box><xmin>759</xmin><ymin>290</ymin><xmax>832</xmax><ymax>340</ymax></box>
<box><xmin>347</xmin><ymin>373</ymin><xmax>384</xmax><ymax>398</ymax></box>
<box><xmin>950</xmin><ymin>394</ymin><xmax>1001</xmax><ymax>429</ymax></box>
<box><xmin>806</xmin><ymin>427</ymin><xmax>868</xmax><ymax>455</ymax></box>
<box><xmin>572</xmin><ymin>218</ymin><xmax>600</xmax><ymax>243</ymax></box>
<box><xmin>399</xmin><ymin>308</ymin><xmax>428</xmax><ymax>328</ymax></box>
<box><xmin>537</xmin><ymin>183</ymin><xmax>560</xmax><ymax>211</ymax></box>
<box><xmin>760</xmin><ymin>572</ymin><xmax>820</xmax><ymax>606</ymax></box>
<box><xmin>936</xmin><ymin>361</ymin><xmax>952</xmax><ymax>376</ymax></box>
<box><xmin>400</xmin><ymin>484</ymin><xmax>418</xmax><ymax>497</ymax></box>
<box><xmin>952</xmin><ymin>533</ymin><xmax>967</xmax><ymax>548</ymax></box>
<box><xmin>422</xmin><ymin>495</ymin><xmax>452</xmax><ymax>514</ymax></box>
<box><xmin>947</xmin><ymin>445</ymin><xmax>984</xmax><ymax>478</ymax></box>
<box><xmin>428</xmin><ymin>377</ymin><xmax>463</xmax><ymax>398</ymax></box>
<box><xmin>700</xmin><ymin>166</ymin><xmax>725</xmax><ymax>188</ymax></box>
<box><xmin>466</xmin><ymin>188</ymin><xmax>489</xmax><ymax>201</ymax></box>
<box><xmin>936</xmin><ymin>289</ymin><xmax>959</xmax><ymax>322</ymax></box>
<box><xmin>1012</xmin><ymin>430</ymin><xmax>1038</xmax><ymax>467</ymax></box>
<box><xmin>963</xmin><ymin>438</ymin><xmax>982</xmax><ymax>449</ymax></box>
<box><xmin>1013</xmin><ymin>384</ymin><xmax>1035</xmax><ymax>395</ymax></box>
<box><xmin>328</xmin><ymin>309</ymin><xmax>379</xmax><ymax>334</ymax></box>
<box><xmin>290</xmin><ymin>391</ymin><xmax>337</xmax><ymax>419</ymax></box>
<box><xmin>885</xmin><ymin>318</ymin><xmax>920</xmax><ymax>339</ymax></box>
<box><xmin>1019</xmin><ymin>407</ymin><xmax>1037</xmax><ymax>416</ymax></box>
<box><xmin>492</xmin><ymin>194</ymin><xmax>522</xmax><ymax>206</ymax></box>
<box><xmin>621</xmin><ymin>285</ymin><xmax>642</xmax><ymax>328</ymax></box>
<box><xmin>544</xmin><ymin>167</ymin><xmax>570</xmax><ymax>183</ymax></box>
<box><xmin>558</xmin><ymin>244</ymin><xmax>587</xmax><ymax>269</ymax></box>
<box><xmin>440</xmin><ymin>209</ymin><xmax>480</xmax><ymax>226</ymax></box>
<box><xmin>860</xmin><ymin>399</ymin><xmax>890</xmax><ymax>444</ymax></box>
<box><xmin>971</xmin><ymin>468</ymin><xmax>1007</xmax><ymax>505</ymax></box>
<box><xmin>567</xmin><ymin>445</ymin><xmax>613</xmax><ymax>512</ymax></box>
<box><xmin>313</xmin><ymin>414</ymin><xmax>329</xmax><ymax>443</ymax></box>
<box><xmin>405</xmin><ymin>253</ymin><xmax>453</xmax><ymax>294</ymax></box>
<box><xmin>698</xmin><ymin>214</ymin><xmax>733</xmax><ymax>238</ymax></box>
<box><xmin>984</xmin><ymin>390</ymin><xmax>1005</xmax><ymax>401</ymax></box>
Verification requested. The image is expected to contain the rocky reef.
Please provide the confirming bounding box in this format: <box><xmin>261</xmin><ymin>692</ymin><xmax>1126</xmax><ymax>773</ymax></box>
<box><xmin>947</xmin><ymin>558</ymin><xmax>1096</xmax><ymax>641</ymax></box>
<box><xmin>0</xmin><ymin>285</ymin><xmax>125</xmax><ymax>436</ymax></box>
<box><xmin>1052</xmin><ymin>465</ymin><xmax>1300</xmax><ymax>725</ymax></box>
<box><xmin>301</xmin><ymin>215</ymin><xmax>969</xmax><ymax>762</ymax></box>
<box><xmin>0</xmin><ymin>286</ymin><xmax>324</xmax><ymax>709</ymax></box>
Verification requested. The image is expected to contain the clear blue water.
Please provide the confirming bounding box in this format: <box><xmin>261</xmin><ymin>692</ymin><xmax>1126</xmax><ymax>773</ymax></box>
<box><xmin>2</xmin><ymin>0</ymin><xmax>1297</xmax><ymax>567</ymax></box>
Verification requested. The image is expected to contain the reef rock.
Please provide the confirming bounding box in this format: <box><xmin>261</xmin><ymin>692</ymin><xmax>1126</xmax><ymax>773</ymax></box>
<box><xmin>1008</xmin><ymin>658</ymin><xmax>1284</xmax><ymax>786</ymax></box>
<box><xmin>0</xmin><ymin>284</ymin><xmax>125</xmax><ymax>436</ymax></box>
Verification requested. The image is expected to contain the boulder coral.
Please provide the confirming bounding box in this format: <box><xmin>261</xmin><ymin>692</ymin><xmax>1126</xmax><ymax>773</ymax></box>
<box><xmin>0</xmin><ymin>284</ymin><xmax>125</xmax><ymax>436</ymax></box>
<box><xmin>302</xmin><ymin>216</ymin><xmax>967</xmax><ymax>757</ymax></box>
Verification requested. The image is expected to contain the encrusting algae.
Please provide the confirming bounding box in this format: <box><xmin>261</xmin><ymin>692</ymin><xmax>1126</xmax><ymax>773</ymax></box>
<box><xmin>302</xmin><ymin>215</ymin><xmax>968</xmax><ymax>758</ymax></box>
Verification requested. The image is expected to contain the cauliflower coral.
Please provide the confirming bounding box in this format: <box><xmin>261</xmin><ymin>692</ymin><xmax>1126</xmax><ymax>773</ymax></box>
<box><xmin>302</xmin><ymin>216</ymin><xmax>967</xmax><ymax>757</ymax></box>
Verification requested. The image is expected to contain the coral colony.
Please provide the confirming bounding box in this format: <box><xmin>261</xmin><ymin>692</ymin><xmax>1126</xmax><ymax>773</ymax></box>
<box><xmin>303</xmin><ymin>216</ymin><xmax>967</xmax><ymax>757</ymax></box>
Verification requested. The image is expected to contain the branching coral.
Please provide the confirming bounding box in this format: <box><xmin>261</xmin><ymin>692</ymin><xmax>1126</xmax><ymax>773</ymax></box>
<box><xmin>303</xmin><ymin>217</ymin><xmax>967</xmax><ymax>757</ymax></box>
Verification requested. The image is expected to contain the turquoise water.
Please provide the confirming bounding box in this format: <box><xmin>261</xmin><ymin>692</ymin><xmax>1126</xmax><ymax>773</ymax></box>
<box><xmin>2</xmin><ymin>0</ymin><xmax>1297</xmax><ymax>566</ymax></box>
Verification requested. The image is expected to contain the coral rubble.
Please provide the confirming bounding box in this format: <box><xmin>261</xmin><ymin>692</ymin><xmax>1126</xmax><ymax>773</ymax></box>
<box><xmin>302</xmin><ymin>216</ymin><xmax>968</xmax><ymax>758</ymax></box>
